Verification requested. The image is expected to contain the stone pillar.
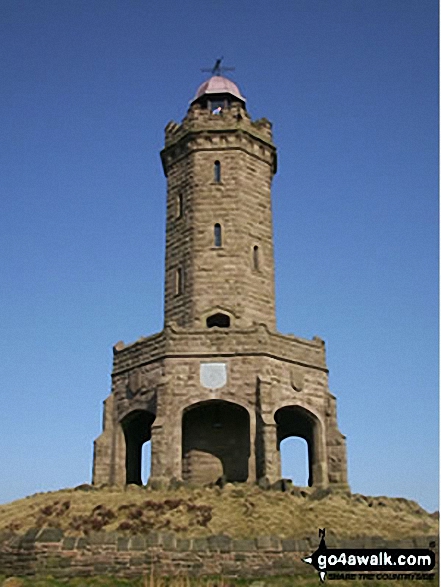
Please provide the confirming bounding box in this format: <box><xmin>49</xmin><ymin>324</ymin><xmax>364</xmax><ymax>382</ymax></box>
<box><xmin>247</xmin><ymin>408</ymin><xmax>257</xmax><ymax>483</ymax></box>
<box><xmin>112</xmin><ymin>425</ymin><xmax>126</xmax><ymax>485</ymax></box>
<box><xmin>169</xmin><ymin>414</ymin><xmax>183</xmax><ymax>480</ymax></box>
<box><xmin>327</xmin><ymin>433</ymin><xmax>349</xmax><ymax>488</ymax></box>
<box><xmin>311</xmin><ymin>421</ymin><xmax>328</xmax><ymax>488</ymax></box>
<box><xmin>92</xmin><ymin>394</ymin><xmax>114</xmax><ymax>485</ymax></box>
<box><xmin>262</xmin><ymin>423</ymin><xmax>281</xmax><ymax>483</ymax></box>
<box><xmin>149</xmin><ymin>420</ymin><xmax>167</xmax><ymax>483</ymax></box>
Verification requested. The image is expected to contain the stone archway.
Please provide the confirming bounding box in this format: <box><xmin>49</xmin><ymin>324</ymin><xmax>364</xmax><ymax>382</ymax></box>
<box><xmin>182</xmin><ymin>400</ymin><xmax>250</xmax><ymax>484</ymax></box>
<box><xmin>274</xmin><ymin>405</ymin><xmax>325</xmax><ymax>487</ymax></box>
<box><xmin>121</xmin><ymin>410</ymin><xmax>156</xmax><ymax>485</ymax></box>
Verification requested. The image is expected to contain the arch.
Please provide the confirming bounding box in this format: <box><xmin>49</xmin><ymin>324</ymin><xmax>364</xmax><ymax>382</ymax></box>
<box><xmin>274</xmin><ymin>405</ymin><xmax>324</xmax><ymax>487</ymax></box>
<box><xmin>182</xmin><ymin>400</ymin><xmax>250</xmax><ymax>484</ymax></box>
<box><xmin>214</xmin><ymin>160</ymin><xmax>221</xmax><ymax>183</ymax></box>
<box><xmin>206</xmin><ymin>312</ymin><xmax>230</xmax><ymax>328</ymax></box>
<box><xmin>121</xmin><ymin>409</ymin><xmax>156</xmax><ymax>485</ymax></box>
<box><xmin>214</xmin><ymin>223</ymin><xmax>222</xmax><ymax>247</ymax></box>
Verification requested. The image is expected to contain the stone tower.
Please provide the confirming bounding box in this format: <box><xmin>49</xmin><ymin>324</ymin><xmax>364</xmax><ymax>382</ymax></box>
<box><xmin>92</xmin><ymin>75</ymin><xmax>349</xmax><ymax>489</ymax></box>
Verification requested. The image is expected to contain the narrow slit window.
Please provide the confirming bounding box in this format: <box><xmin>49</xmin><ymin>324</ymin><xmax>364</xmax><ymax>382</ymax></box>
<box><xmin>214</xmin><ymin>160</ymin><xmax>221</xmax><ymax>183</ymax></box>
<box><xmin>214</xmin><ymin>223</ymin><xmax>222</xmax><ymax>247</ymax></box>
<box><xmin>175</xmin><ymin>268</ymin><xmax>183</xmax><ymax>295</ymax></box>
<box><xmin>176</xmin><ymin>193</ymin><xmax>183</xmax><ymax>218</ymax></box>
<box><xmin>253</xmin><ymin>245</ymin><xmax>259</xmax><ymax>270</ymax></box>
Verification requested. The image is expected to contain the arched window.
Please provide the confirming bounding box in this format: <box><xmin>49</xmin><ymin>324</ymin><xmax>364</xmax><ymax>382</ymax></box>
<box><xmin>176</xmin><ymin>193</ymin><xmax>183</xmax><ymax>219</ymax></box>
<box><xmin>175</xmin><ymin>267</ymin><xmax>183</xmax><ymax>296</ymax></box>
<box><xmin>214</xmin><ymin>160</ymin><xmax>221</xmax><ymax>183</ymax></box>
<box><xmin>253</xmin><ymin>245</ymin><xmax>259</xmax><ymax>270</ymax></box>
<box><xmin>206</xmin><ymin>313</ymin><xmax>230</xmax><ymax>328</ymax></box>
<box><xmin>214</xmin><ymin>223</ymin><xmax>222</xmax><ymax>247</ymax></box>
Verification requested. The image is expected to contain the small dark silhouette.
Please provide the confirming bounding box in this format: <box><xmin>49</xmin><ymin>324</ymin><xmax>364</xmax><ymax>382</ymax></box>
<box><xmin>201</xmin><ymin>57</ymin><xmax>235</xmax><ymax>77</ymax></box>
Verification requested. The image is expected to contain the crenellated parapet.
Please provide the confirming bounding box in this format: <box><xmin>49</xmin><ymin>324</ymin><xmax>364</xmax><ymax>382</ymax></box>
<box><xmin>111</xmin><ymin>324</ymin><xmax>327</xmax><ymax>375</ymax></box>
<box><xmin>161</xmin><ymin>105</ymin><xmax>277</xmax><ymax>177</ymax></box>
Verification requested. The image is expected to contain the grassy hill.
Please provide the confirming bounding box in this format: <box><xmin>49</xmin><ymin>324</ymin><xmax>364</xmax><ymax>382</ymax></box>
<box><xmin>0</xmin><ymin>484</ymin><xmax>437</xmax><ymax>540</ymax></box>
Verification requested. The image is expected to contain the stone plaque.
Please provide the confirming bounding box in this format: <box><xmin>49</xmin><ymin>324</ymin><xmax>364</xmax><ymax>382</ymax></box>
<box><xmin>200</xmin><ymin>363</ymin><xmax>227</xmax><ymax>390</ymax></box>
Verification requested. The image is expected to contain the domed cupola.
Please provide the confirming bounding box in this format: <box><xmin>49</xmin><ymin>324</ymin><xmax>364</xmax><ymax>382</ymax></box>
<box><xmin>191</xmin><ymin>75</ymin><xmax>246</xmax><ymax>113</ymax></box>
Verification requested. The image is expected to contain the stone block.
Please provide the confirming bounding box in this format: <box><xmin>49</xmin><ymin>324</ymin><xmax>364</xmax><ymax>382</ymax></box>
<box><xmin>76</xmin><ymin>537</ymin><xmax>89</xmax><ymax>549</ymax></box>
<box><xmin>192</xmin><ymin>537</ymin><xmax>209</xmax><ymax>551</ymax></box>
<box><xmin>35</xmin><ymin>528</ymin><xmax>63</xmax><ymax>543</ymax></box>
<box><xmin>62</xmin><ymin>537</ymin><xmax>77</xmax><ymax>550</ymax></box>
<box><xmin>257</xmin><ymin>536</ymin><xmax>281</xmax><ymax>551</ymax></box>
<box><xmin>130</xmin><ymin>535</ymin><xmax>146</xmax><ymax>550</ymax></box>
<box><xmin>22</xmin><ymin>528</ymin><xmax>39</xmax><ymax>542</ymax></box>
<box><xmin>233</xmin><ymin>538</ymin><xmax>256</xmax><ymax>551</ymax></box>
<box><xmin>145</xmin><ymin>532</ymin><xmax>161</xmax><ymax>547</ymax></box>
<box><xmin>101</xmin><ymin>532</ymin><xmax>118</xmax><ymax>545</ymax></box>
<box><xmin>176</xmin><ymin>538</ymin><xmax>192</xmax><ymax>551</ymax></box>
<box><xmin>117</xmin><ymin>537</ymin><xmax>130</xmax><ymax>551</ymax></box>
<box><xmin>281</xmin><ymin>538</ymin><xmax>298</xmax><ymax>552</ymax></box>
<box><xmin>161</xmin><ymin>533</ymin><xmax>177</xmax><ymax>550</ymax></box>
<box><xmin>208</xmin><ymin>534</ymin><xmax>232</xmax><ymax>552</ymax></box>
<box><xmin>88</xmin><ymin>532</ymin><xmax>105</xmax><ymax>545</ymax></box>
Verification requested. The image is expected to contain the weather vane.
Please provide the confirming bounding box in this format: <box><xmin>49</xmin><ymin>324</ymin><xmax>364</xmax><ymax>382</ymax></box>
<box><xmin>201</xmin><ymin>57</ymin><xmax>235</xmax><ymax>77</ymax></box>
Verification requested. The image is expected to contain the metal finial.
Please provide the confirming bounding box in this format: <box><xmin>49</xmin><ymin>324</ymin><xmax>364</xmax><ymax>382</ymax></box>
<box><xmin>201</xmin><ymin>57</ymin><xmax>235</xmax><ymax>77</ymax></box>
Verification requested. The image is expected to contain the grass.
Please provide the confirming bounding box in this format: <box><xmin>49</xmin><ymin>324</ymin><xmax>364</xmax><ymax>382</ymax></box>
<box><xmin>0</xmin><ymin>485</ymin><xmax>437</xmax><ymax>540</ymax></box>
<box><xmin>0</xmin><ymin>485</ymin><xmax>438</xmax><ymax>539</ymax></box>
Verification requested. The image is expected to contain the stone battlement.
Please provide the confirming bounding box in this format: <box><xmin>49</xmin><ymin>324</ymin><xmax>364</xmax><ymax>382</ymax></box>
<box><xmin>112</xmin><ymin>324</ymin><xmax>327</xmax><ymax>375</ymax></box>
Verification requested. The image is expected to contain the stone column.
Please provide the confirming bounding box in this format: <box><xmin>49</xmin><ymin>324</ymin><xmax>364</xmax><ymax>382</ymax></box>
<box><xmin>311</xmin><ymin>419</ymin><xmax>328</xmax><ymax>488</ymax></box>
<box><xmin>149</xmin><ymin>420</ymin><xmax>167</xmax><ymax>483</ymax></box>
<box><xmin>247</xmin><ymin>408</ymin><xmax>257</xmax><ymax>483</ymax></box>
<box><xmin>112</xmin><ymin>424</ymin><xmax>126</xmax><ymax>485</ymax></box>
<box><xmin>262</xmin><ymin>422</ymin><xmax>281</xmax><ymax>483</ymax></box>
<box><xmin>92</xmin><ymin>394</ymin><xmax>115</xmax><ymax>485</ymax></box>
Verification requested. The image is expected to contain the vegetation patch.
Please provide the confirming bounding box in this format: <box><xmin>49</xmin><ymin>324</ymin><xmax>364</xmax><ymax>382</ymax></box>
<box><xmin>0</xmin><ymin>485</ymin><xmax>437</xmax><ymax>540</ymax></box>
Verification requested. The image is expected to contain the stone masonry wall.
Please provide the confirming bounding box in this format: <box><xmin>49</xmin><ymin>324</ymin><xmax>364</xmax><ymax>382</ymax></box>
<box><xmin>161</xmin><ymin>100</ymin><xmax>277</xmax><ymax>331</ymax></box>
<box><xmin>0</xmin><ymin>530</ymin><xmax>436</xmax><ymax>579</ymax></box>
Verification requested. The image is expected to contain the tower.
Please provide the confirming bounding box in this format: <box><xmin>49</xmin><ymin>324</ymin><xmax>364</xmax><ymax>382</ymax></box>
<box><xmin>92</xmin><ymin>74</ymin><xmax>349</xmax><ymax>490</ymax></box>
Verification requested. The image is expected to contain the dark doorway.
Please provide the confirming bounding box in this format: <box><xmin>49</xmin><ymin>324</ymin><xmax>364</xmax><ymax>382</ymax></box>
<box><xmin>182</xmin><ymin>400</ymin><xmax>250</xmax><ymax>484</ymax></box>
<box><xmin>121</xmin><ymin>410</ymin><xmax>155</xmax><ymax>485</ymax></box>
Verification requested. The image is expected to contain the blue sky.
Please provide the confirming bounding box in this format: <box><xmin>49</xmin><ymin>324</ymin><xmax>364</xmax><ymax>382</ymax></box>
<box><xmin>0</xmin><ymin>1</ymin><xmax>438</xmax><ymax>512</ymax></box>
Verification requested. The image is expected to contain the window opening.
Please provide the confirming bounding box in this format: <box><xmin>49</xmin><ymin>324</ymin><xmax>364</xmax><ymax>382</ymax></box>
<box><xmin>214</xmin><ymin>160</ymin><xmax>221</xmax><ymax>183</ymax></box>
<box><xmin>206</xmin><ymin>313</ymin><xmax>230</xmax><ymax>328</ymax></box>
<box><xmin>253</xmin><ymin>245</ymin><xmax>259</xmax><ymax>270</ymax></box>
<box><xmin>214</xmin><ymin>223</ymin><xmax>222</xmax><ymax>247</ymax></box>
<box><xmin>175</xmin><ymin>268</ymin><xmax>183</xmax><ymax>296</ymax></box>
<box><xmin>176</xmin><ymin>193</ymin><xmax>183</xmax><ymax>218</ymax></box>
<box><xmin>210</xmin><ymin>99</ymin><xmax>224</xmax><ymax>115</ymax></box>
